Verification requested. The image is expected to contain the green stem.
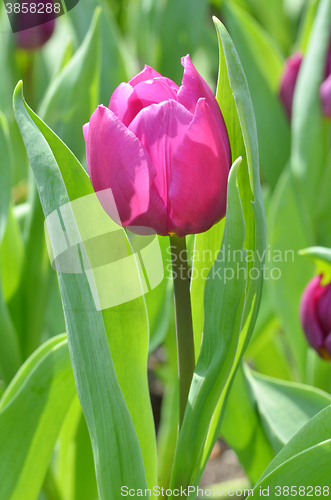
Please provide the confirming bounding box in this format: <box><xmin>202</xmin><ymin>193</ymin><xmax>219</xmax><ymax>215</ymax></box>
<box><xmin>169</xmin><ymin>234</ymin><xmax>195</xmax><ymax>427</ymax></box>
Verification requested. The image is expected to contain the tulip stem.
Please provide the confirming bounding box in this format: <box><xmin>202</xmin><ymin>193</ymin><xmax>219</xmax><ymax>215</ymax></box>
<box><xmin>169</xmin><ymin>234</ymin><xmax>195</xmax><ymax>428</ymax></box>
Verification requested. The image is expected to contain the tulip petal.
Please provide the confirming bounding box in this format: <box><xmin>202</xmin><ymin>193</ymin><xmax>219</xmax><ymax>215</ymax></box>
<box><xmin>109</xmin><ymin>83</ymin><xmax>144</xmax><ymax>127</ymax></box>
<box><xmin>168</xmin><ymin>98</ymin><xmax>230</xmax><ymax>237</ymax></box>
<box><xmin>323</xmin><ymin>331</ymin><xmax>331</xmax><ymax>359</ymax></box>
<box><xmin>300</xmin><ymin>275</ymin><xmax>325</xmax><ymax>351</ymax></box>
<box><xmin>85</xmin><ymin>105</ymin><xmax>167</xmax><ymax>234</ymax></box>
<box><xmin>177</xmin><ymin>54</ymin><xmax>231</xmax><ymax>166</ymax></box>
<box><xmin>128</xmin><ymin>100</ymin><xmax>193</xmax><ymax>214</ymax></box>
<box><xmin>279</xmin><ymin>52</ymin><xmax>302</xmax><ymax>118</ymax></box>
<box><xmin>129</xmin><ymin>65</ymin><xmax>163</xmax><ymax>87</ymax></box>
<box><xmin>83</xmin><ymin>122</ymin><xmax>90</xmax><ymax>174</ymax></box>
<box><xmin>316</xmin><ymin>283</ymin><xmax>331</xmax><ymax>334</ymax></box>
<box><xmin>134</xmin><ymin>78</ymin><xmax>179</xmax><ymax>108</ymax></box>
<box><xmin>320</xmin><ymin>74</ymin><xmax>331</xmax><ymax>119</ymax></box>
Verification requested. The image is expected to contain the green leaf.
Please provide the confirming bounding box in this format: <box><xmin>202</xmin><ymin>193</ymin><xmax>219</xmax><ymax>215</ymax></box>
<box><xmin>191</xmin><ymin>218</ymin><xmax>225</xmax><ymax>360</ymax></box>
<box><xmin>170</xmin><ymin>18</ymin><xmax>266</xmax><ymax>495</ymax></box>
<box><xmin>0</xmin><ymin>335</ymin><xmax>76</xmax><ymax>500</ymax></box>
<box><xmin>14</xmin><ymin>8</ymin><xmax>102</xmax><ymax>358</ymax></box>
<box><xmin>223</xmin><ymin>1</ymin><xmax>290</xmax><ymax>190</ymax></box>
<box><xmin>251</xmin><ymin>405</ymin><xmax>331</xmax><ymax>493</ymax></box>
<box><xmin>39</xmin><ymin>8</ymin><xmax>101</xmax><ymax>161</ymax></box>
<box><xmin>146</xmin><ymin>236</ymin><xmax>173</xmax><ymax>354</ymax></box>
<box><xmin>13</xmin><ymin>82</ymin><xmax>150</xmax><ymax>498</ymax></box>
<box><xmin>246</xmin><ymin>367</ymin><xmax>331</xmax><ymax>454</ymax></box>
<box><xmin>0</xmin><ymin>207</ymin><xmax>25</xmax><ymax>303</ymax></box>
<box><xmin>291</xmin><ymin>0</ymin><xmax>331</xmax><ymax>209</ymax></box>
<box><xmin>67</xmin><ymin>0</ymin><xmax>130</xmax><ymax>106</ymax></box>
<box><xmin>221</xmin><ymin>363</ymin><xmax>274</xmax><ymax>484</ymax></box>
<box><xmin>0</xmin><ymin>111</ymin><xmax>12</xmax><ymax>242</ymax></box>
<box><xmin>170</xmin><ymin>158</ymin><xmax>247</xmax><ymax>494</ymax></box>
<box><xmin>269</xmin><ymin>168</ymin><xmax>313</xmax><ymax>379</ymax></box>
<box><xmin>157</xmin><ymin>0</ymin><xmax>209</xmax><ymax>83</ymax></box>
<box><xmin>55</xmin><ymin>396</ymin><xmax>98</xmax><ymax>500</ymax></box>
<box><xmin>197</xmin><ymin>16</ymin><xmax>267</xmax><ymax>482</ymax></box>
<box><xmin>0</xmin><ymin>113</ymin><xmax>23</xmax><ymax>380</ymax></box>
<box><xmin>296</xmin><ymin>0</ymin><xmax>320</xmax><ymax>52</ymax></box>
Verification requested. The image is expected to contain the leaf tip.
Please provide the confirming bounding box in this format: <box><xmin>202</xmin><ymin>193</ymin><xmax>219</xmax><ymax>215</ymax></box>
<box><xmin>13</xmin><ymin>80</ymin><xmax>24</xmax><ymax>111</ymax></box>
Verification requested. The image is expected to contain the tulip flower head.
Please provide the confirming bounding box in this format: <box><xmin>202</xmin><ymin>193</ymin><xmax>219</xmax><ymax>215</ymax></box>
<box><xmin>280</xmin><ymin>43</ymin><xmax>331</xmax><ymax>120</ymax></box>
<box><xmin>279</xmin><ymin>52</ymin><xmax>302</xmax><ymax>118</ymax></box>
<box><xmin>300</xmin><ymin>275</ymin><xmax>331</xmax><ymax>360</ymax></box>
<box><xmin>83</xmin><ymin>55</ymin><xmax>231</xmax><ymax>237</ymax></box>
<box><xmin>320</xmin><ymin>44</ymin><xmax>331</xmax><ymax>118</ymax></box>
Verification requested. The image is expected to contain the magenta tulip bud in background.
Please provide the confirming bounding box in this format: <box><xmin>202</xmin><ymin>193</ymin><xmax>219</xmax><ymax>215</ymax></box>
<box><xmin>279</xmin><ymin>52</ymin><xmax>302</xmax><ymax>118</ymax></box>
<box><xmin>320</xmin><ymin>44</ymin><xmax>331</xmax><ymax>119</ymax></box>
<box><xmin>300</xmin><ymin>275</ymin><xmax>331</xmax><ymax>360</ymax></box>
<box><xmin>83</xmin><ymin>55</ymin><xmax>231</xmax><ymax>237</ymax></box>
<box><xmin>280</xmin><ymin>42</ymin><xmax>331</xmax><ymax>120</ymax></box>
<box><xmin>15</xmin><ymin>1</ymin><xmax>55</xmax><ymax>50</ymax></box>
<box><xmin>320</xmin><ymin>75</ymin><xmax>331</xmax><ymax>118</ymax></box>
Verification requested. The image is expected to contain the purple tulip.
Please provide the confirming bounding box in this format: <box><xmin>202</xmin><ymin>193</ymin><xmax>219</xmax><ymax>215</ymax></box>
<box><xmin>320</xmin><ymin>75</ymin><xmax>331</xmax><ymax>118</ymax></box>
<box><xmin>300</xmin><ymin>275</ymin><xmax>331</xmax><ymax>360</ymax></box>
<box><xmin>279</xmin><ymin>52</ymin><xmax>302</xmax><ymax>118</ymax></box>
<box><xmin>83</xmin><ymin>55</ymin><xmax>231</xmax><ymax>237</ymax></box>
<box><xmin>320</xmin><ymin>44</ymin><xmax>331</xmax><ymax>119</ymax></box>
<box><xmin>280</xmin><ymin>43</ymin><xmax>331</xmax><ymax>120</ymax></box>
<box><xmin>15</xmin><ymin>1</ymin><xmax>55</xmax><ymax>50</ymax></box>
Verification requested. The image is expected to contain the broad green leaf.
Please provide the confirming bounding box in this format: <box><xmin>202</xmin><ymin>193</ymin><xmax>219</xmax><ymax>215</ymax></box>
<box><xmin>291</xmin><ymin>0</ymin><xmax>331</xmax><ymax>209</ymax></box>
<box><xmin>224</xmin><ymin>2</ymin><xmax>283</xmax><ymax>93</ymax></box>
<box><xmin>13</xmin><ymin>9</ymin><xmax>101</xmax><ymax>358</ymax></box>
<box><xmin>246</xmin><ymin>367</ymin><xmax>331</xmax><ymax>453</ymax></box>
<box><xmin>0</xmin><ymin>112</ymin><xmax>22</xmax><ymax>384</ymax></box>
<box><xmin>173</xmin><ymin>18</ymin><xmax>266</xmax><ymax>495</ymax></box>
<box><xmin>257</xmin><ymin>404</ymin><xmax>331</xmax><ymax>484</ymax></box>
<box><xmin>191</xmin><ymin>219</ymin><xmax>225</xmax><ymax>360</ymax></box>
<box><xmin>250</xmin><ymin>440</ymin><xmax>331</xmax><ymax>497</ymax></box>
<box><xmin>11</xmin><ymin>181</ymin><xmax>51</xmax><ymax>358</ymax></box>
<box><xmin>0</xmin><ymin>207</ymin><xmax>25</xmax><ymax>303</ymax></box>
<box><xmin>249</xmin><ymin>333</ymin><xmax>294</xmax><ymax>382</ymax></box>
<box><xmin>55</xmin><ymin>396</ymin><xmax>98</xmax><ymax>500</ymax></box>
<box><xmin>315</xmin><ymin>153</ymin><xmax>331</xmax><ymax>248</ymax></box>
<box><xmin>13</xmin><ymin>82</ymin><xmax>150</xmax><ymax>498</ymax></box>
<box><xmin>157</xmin><ymin>0</ymin><xmax>209</xmax><ymax>83</ymax></box>
<box><xmin>0</xmin><ymin>335</ymin><xmax>76</xmax><ymax>500</ymax></box>
<box><xmin>39</xmin><ymin>8</ymin><xmax>101</xmax><ymax>161</ymax></box>
<box><xmin>223</xmin><ymin>1</ymin><xmax>290</xmax><ymax>190</ymax></box>
<box><xmin>196</xmin><ymin>17</ymin><xmax>267</xmax><ymax>485</ymax></box>
<box><xmin>297</xmin><ymin>0</ymin><xmax>320</xmax><ymax>52</ymax></box>
<box><xmin>0</xmin><ymin>281</ymin><xmax>22</xmax><ymax>385</ymax></box>
<box><xmin>169</xmin><ymin>159</ymin><xmax>247</xmax><ymax>496</ymax></box>
<box><xmin>221</xmin><ymin>364</ymin><xmax>274</xmax><ymax>484</ymax></box>
<box><xmin>146</xmin><ymin>235</ymin><xmax>173</xmax><ymax>354</ymax></box>
<box><xmin>0</xmin><ymin>112</ymin><xmax>11</xmax><ymax>242</ymax></box>
<box><xmin>251</xmin><ymin>406</ymin><xmax>331</xmax><ymax>495</ymax></box>
<box><xmin>269</xmin><ymin>168</ymin><xmax>312</xmax><ymax>379</ymax></box>
<box><xmin>67</xmin><ymin>0</ymin><xmax>130</xmax><ymax>105</ymax></box>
